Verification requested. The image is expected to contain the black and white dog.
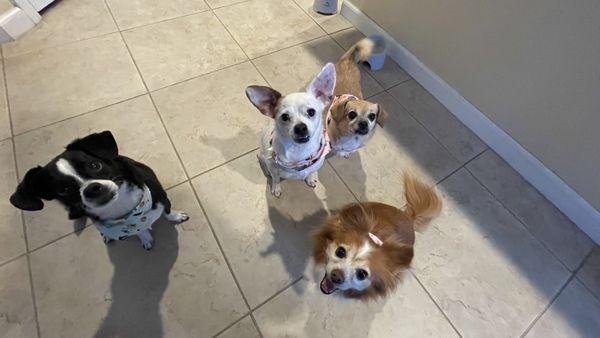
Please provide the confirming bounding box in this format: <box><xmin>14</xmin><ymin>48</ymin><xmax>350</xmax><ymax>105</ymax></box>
<box><xmin>10</xmin><ymin>131</ymin><xmax>189</xmax><ymax>250</ymax></box>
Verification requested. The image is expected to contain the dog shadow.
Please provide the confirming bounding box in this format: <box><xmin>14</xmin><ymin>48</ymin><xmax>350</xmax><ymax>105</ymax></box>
<box><xmin>93</xmin><ymin>219</ymin><xmax>179</xmax><ymax>338</ymax></box>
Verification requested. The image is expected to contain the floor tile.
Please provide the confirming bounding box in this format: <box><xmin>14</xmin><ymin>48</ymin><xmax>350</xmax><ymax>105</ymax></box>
<box><xmin>106</xmin><ymin>0</ymin><xmax>209</xmax><ymax>30</ymax></box>
<box><xmin>331</xmin><ymin>28</ymin><xmax>411</xmax><ymax>89</ymax></box>
<box><xmin>5</xmin><ymin>34</ymin><xmax>145</xmax><ymax>134</ymax></box>
<box><xmin>192</xmin><ymin>151</ymin><xmax>356</xmax><ymax>307</ymax></box>
<box><xmin>214</xmin><ymin>0</ymin><xmax>325</xmax><ymax>58</ymax></box>
<box><xmin>526</xmin><ymin>279</ymin><xmax>600</xmax><ymax>338</ymax></box>
<box><xmin>389</xmin><ymin>80</ymin><xmax>486</xmax><ymax>163</ymax></box>
<box><xmin>329</xmin><ymin>92</ymin><xmax>459</xmax><ymax>206</ymax></box>
<box><xmin>2</xmin><ymin>0</ymin><xmax>117</xmax><ymax>57</ymax></box>
<box><xmin>122</xmin><ymin>11</ymin><xmax>247</xmax><ymax>90</ymax></box>
<box><xmin>0</xmin><ymin>139</ymin><xmax>26</xmax><ymax>265</ymax></box>
<box><xmin>254</xmin><ymin>266</ymin><xmax>458</xmax><ymax>338</ymax></box>
<box><xmin>218</xmin><ymin>316</ymin><xmax>260</xmax><ymax>338</ymax></box>
<box><xmin>413</xmin><ymin>169</ymin><xmax>570</xmax><ymax>337</ymax></box>
<box><xmin>205</xmin><ymin>0</ymin><xmax>248</xmax><ymax>9</ymax></box>
<box><xmin>253</xmin><ymin>36</ymin><xmax>382</xmax><ymax>98</ymax></box>
<box><xmin>577</xmin><ymin>245</ymin><xmax>600</xmax><ymax>299</ymax></box>
<box><xmin>293</xmin><ymin>0</ymin><xmax>352</xmax><ymax>34</ymax></box>
<box><xmin>14</xmin><ymin>95</ymin><xmax>186</xmax><ymax>249</ymax></box>
<box><xmin>0</xmin><ymin>257</ymin><xmax>37</xmax><ymax>338</ymax></box>
<box><xmin>153</xmin><ymin>62</ymin><xmax>266</xmax><ymax>176</ymax></box>
<box><xmin>30</xmin><ymin>183</ymin><xmax>247</xmax><ymax>337</ymax></box>
<box><xmin>0</xmin><ymin>61</ymin><xmax>10</xmax><ymax>141</ymax></box>
<box><xmin>467</xmin><ymin>150</ymin><xmax>594</xmax><ymax>271</ymax></box>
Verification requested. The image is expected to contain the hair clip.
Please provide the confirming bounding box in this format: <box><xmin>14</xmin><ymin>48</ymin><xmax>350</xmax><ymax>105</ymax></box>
<box><xmin>368</xmin><ymin>232</ymin><xmax>383</xmax><ymax>246</ymax></box>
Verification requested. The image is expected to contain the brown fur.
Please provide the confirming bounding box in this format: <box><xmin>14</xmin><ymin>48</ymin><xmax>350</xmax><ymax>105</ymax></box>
<box><xmin>313</xmin><ymin>173</ymin><xmax>442</xmax><ymax>300</ymax></box>
<box><xmin>326</xmin><ymin>38</ymin><xmax>389</xmax><ymax>143</ymax></box>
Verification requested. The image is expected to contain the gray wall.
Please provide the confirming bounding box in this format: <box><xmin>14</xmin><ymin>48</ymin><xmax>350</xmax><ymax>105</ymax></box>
<box><xmin>352</xmin><ymin>0</ymin><xmax>600</xmax><ymax>210</ymax></box>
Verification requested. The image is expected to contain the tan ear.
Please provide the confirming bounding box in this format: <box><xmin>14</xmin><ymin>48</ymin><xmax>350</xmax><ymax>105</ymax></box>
<box><xmin>245</xmin><ymin>85</ymin><xmax>282</xmax><ymax>118</ymax></box>
<box><xmin>330</xmin><ymin>97</ymin><xmax>358</xmax><ymax>122</ymax></box>
<box><xmin>376</xmin><ymin>104</ymin><xmax>389</xmax><ymax>127</ymax></box>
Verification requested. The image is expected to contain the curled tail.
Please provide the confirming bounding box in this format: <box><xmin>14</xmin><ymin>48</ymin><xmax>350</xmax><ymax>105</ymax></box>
<box><xmin>403</xmin><ymin>172</ymin><xmax>442</xmax><ymax>230</ymax></box>
<box><xmin>340</xmin><ymin>37</ymin><xmax>375</xmax><ymax>64</ymax></box>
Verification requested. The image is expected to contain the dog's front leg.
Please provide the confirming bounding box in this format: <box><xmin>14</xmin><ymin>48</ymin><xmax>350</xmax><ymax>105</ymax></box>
<box><xmin>270</xmin><ymin>172</ymin><xmax>282</xmax><ymax>197</ymax></box>
<box><xmin>164</xmin><ymin>209</ymin><xmax>189</xmax><ymax>223</ymax></box>
<box><xmin>137</xmin><ymin>229</ymin><xmax>154</xmax><ymax>250</ymax></box>
<box><xmin>305</xmin><ymin>171</ymin><xmax>318</xmax><ymax>188</ymax></box>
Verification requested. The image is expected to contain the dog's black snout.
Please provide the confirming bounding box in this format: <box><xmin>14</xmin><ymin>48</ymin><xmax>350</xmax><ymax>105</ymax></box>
<box><xmin>358</xmin><ymin>120</ymin><xmax>368</xmax><ymax>130</ymax></box>
<box><xmin>293</xmin><ymin>123</ymin><xmax>309</xmax><ymax>136</ymax></box>
<box><xmin>330</xmin><ymin>269</ymin><xmax>345</xmax><ymax>284</ymax></box>
<box><xmin>83</xmin><ymin>183</ymin><xmax>106</xmax><ymax>199</ymax></box>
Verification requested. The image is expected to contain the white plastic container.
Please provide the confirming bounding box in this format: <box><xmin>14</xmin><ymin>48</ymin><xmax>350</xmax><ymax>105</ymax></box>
<box><xmin>366</xmin><ymin>34</ymin><xmax>386</xmax><ymax>71</ymax></box>
<box><xmin>313</xmin><ymin>0</ymin><xmax>338</xmax><ymax>15</ymax></box>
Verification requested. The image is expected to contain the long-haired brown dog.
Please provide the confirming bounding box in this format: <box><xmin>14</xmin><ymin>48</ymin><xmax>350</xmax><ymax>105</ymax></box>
<box><xmin>313</xmin><ymin>173</ymin><xmax>441</xmax><ymax>300</ymax></box>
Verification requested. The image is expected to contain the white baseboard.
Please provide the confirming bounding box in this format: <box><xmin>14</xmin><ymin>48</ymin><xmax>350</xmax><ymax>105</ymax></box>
<box><xmin>0</xmin><ymin>7</ymin><xmax>36</xmax><ymax>43</ymax></box>
<box><xmin>341</xmin><ymin>0</ymin><xmax>600</xmax><ymax>244</ymax></box>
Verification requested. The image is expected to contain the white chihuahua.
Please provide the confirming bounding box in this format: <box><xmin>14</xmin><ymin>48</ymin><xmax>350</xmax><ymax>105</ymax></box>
<box><xmin>246</xmin><ymin>63</ymin><xmax>336</xmax><ymax>197</ymax></box>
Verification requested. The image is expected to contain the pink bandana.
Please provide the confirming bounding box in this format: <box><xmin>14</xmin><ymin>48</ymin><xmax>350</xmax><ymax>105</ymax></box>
<box><xmin>270</xmin><ymin>131</ymin><xmax>331</xmax><ymax>171</ymax></box>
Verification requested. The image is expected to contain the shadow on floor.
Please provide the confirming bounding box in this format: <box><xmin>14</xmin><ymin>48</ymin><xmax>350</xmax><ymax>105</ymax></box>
<box><xmin>94</xmin><ymin>219</ymin><xmax>179</xmax><ymax>338</ymax></box>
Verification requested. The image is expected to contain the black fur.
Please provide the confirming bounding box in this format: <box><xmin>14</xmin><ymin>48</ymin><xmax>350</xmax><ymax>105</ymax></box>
<box><xmin>10</xmin><ymin>131</ymin><xmax>171</xmax><ymax>220</ymax></box>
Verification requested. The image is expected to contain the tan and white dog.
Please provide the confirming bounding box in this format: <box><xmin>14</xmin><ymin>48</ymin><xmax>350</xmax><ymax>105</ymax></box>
<box><xmin>246</xmin><ymin>63</ymin><xmax>336</xmax><ymax>197</ymax></box>
<box><xmin>326</xmin><ymin>38</ymin><xmax>389</xmax><ymax>158</ymax></box>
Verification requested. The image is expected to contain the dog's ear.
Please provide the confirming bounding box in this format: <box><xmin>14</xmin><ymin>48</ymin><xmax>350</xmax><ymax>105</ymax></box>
<box><xmin>376</xmin><ymin>104</ymin><xmax>389</xmax><ymax>127</ymax></box>
<box><xmin>66</xmin><ymin>131</ymin><xmax>119</xmax><ymax>160</ymax></box>
<box><xmin>10</xmin><ymin>167</ymin><xmax>46</xmax><ymax>211</ymax></box>
<box><xmin>245</xmin><ymin>86</ymin><xmax>282</xmax><ymax>118</ymax></box>
<box><xmin>308</xmin><ymin>63</ymin><xmax>336</xmax><ymax>105</ymax></box>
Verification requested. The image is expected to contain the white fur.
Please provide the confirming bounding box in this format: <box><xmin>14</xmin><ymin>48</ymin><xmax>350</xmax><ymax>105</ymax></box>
<box><xmin>86</xmin><ymin>182</ymin><xmax>143</xmax><ymax>220</ymax></box>
<box><xmin>56</xmin><ymin>158</ymin><xmax>84</xmax><ymax>184</ymax></box>
<box><xmin>325</xmin><ymin>240</ymin><xmax>373</xmax><ymax>291</ymax></box>
<box><xmin>257</xmin><ymin>63</ymin><xmax>336</xmax><ymax>197</ymax></box>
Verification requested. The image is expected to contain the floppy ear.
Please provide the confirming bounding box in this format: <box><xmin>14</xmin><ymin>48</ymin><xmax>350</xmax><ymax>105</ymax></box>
<box><xmin>10</xmin><ymin>167</ymin><xmax>45</xmax><ymax>211</ymax></box>
<box><xmin>308</xmin><ymin>63</ymin><xmax>336</xmax><ymax>104</ymax></box>
<box><xmin>66</xmin><ymin>131</ymin><xmax>119</xmax><ymax>160</ymax></box>
<box><xmin>376</xmin><ymin>104</ymin><xmax>389</xmax><ymax>127</ymax></box>
<box><xmin>245</xmin><ymin>85</ymin><xmax>282</xmax><ymax>118</ymax></box>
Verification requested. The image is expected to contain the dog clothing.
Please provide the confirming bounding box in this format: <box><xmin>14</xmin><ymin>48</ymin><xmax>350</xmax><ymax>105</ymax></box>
<box><xmin>269</xmin><ymin>131</ymin><xmax>331</xmax><ymax>171</ymax></box>
<box><xmin>94</xmin><ymin>185</ymin><xmax>160</xmax><ymax>240</ymax></box>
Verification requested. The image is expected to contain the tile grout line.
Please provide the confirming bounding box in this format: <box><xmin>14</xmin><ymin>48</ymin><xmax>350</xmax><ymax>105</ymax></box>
<box><xmin>409</xmin><ymin>270</ymin><xmax>463</xmax><ymax>337</ymax></box>
<box><xmin>463</xmin><ymin>165</ymin><xmax>574</xmax><ymax>273</ymax></box>
<box><xmin>104</xmin><ymin>3</ymin><xmax>263</xmax><ymax>336</ymax></box>
<box><xmin>2</xmin><ymin>47</ymin><xmax>42</xmax><ymax>338</ymax></box>
<box><xmin>212</xmin><ymin>311</ymin><xmax>252</xmax><ymax>338</ymax></box>
<box><xmin>384</xmin><ymin>85</ymin><xmax>467</xmax><ymax>166</ymax></box>
<box><xmin>435</xmin><ymin>147</ymin><xmax>488</xmax><ymax>187</ymax></box>
<box><xmin>250</xmin><ymin>276</ymin><xmax>303</xmax><ymax>313</ymax></box>
<box><xmin>519</xmin><ymin>249</ymin><xmax>593</xmax><ymax>337</ymax></box>
<box><xmin>12</xmin><ymin>93</ymin><xmax>148</xmax><ymax>138</ymax></box>
<box><xmin>187</xmin><ymin>147</ymin><xmax>260</xmax><ymax>182</ymax></box>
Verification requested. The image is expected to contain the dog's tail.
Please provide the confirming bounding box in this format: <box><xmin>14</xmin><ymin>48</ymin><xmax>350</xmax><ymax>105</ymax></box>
<box><xmin>403</xmin><ymin>171</ymin><xmax>442</xmax><ymax>231</ymax></box>
<box><xmin>341</xmin><ymin>37</ymin><xmax>375</xmax><ymax>64</ymax></box>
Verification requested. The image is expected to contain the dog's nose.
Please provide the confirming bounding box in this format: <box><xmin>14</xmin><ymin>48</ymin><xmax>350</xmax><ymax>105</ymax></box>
<box><xmin>83</xmin><ymin>183</ymin><xmax>107</xmax><ymax>199</ymax></box>
<box><xmin>330</xmin><ymin>269</ymin><xmax>345</xmax><ymax>284</ymax></box>
<box><xmin>293</xmin><ymin>123</ymin><xmax>308</xmax><ymax>136</ymax></box>
<box><xmin>358</xmin><ymin>120</ymin><xmax>368</xmax><ymax>130</ymax></box>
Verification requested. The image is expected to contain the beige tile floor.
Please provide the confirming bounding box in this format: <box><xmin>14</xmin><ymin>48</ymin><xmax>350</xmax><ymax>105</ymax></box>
<box><xmin>0</xmin><ymin>1</ymin><xmax>598</xmax><ymax>337</ymax></box>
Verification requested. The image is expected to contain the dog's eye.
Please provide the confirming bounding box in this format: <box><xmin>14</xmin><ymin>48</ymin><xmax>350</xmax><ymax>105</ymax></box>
<box><xmin>348</xmin><ymin>111</ymin><xmax>357</xmax><ymax>120</ymax></box>
<box><xmin>87</xmin><ymin>161</ymin><xmax>102</xmax><ymax>171</ymax></box>
<box><xmin>368</xmin><ymin>113</ymin><xmax>376</xmax><ymax>121</ymax></box>
<box><xmin>356</xmin><ymin>269</ymin><xmax>369</xmax><ymax>280</ymax></box>
<box><xmin>307</xmin><ymin>108</ymin><xmax>315</xmax><ymax>117</ymax></box>
<box><xmin>281</xmin><ymin>113</ymin><xmax>290</xmax><ymax>122</ymax></box>
<box><xmin>335</xmin><ymin>247</ymin><xmax>346</xmax><ymax>258</ymax></box>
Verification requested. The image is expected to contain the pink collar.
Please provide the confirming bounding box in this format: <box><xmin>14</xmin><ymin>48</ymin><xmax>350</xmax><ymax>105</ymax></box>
<box><xmin>270</xmin><ymin>131</ymin><xmax>331</xmax><ymax>171</ymax></box>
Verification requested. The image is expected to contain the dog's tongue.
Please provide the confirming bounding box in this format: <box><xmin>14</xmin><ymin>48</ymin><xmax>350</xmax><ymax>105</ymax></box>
<box><xmin>320</xmin><ymin>274</ymin><xmax>337</xmax><ymax>295</ymax></box>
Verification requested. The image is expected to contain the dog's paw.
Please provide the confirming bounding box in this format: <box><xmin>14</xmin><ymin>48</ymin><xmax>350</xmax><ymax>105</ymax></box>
<box><xmin>166</xmin><ymin>211</ymin><xmax>189</xmax><ymax>223</ymax></box>
<box><xmin>271</xmin><ymin>184</ymin><xmax>282</xmax><ymax>198</ymax></box>
<box><xmin>102</xmin><ymin>235</ymin><xmax>113</xmax><ymax>245</ymax></box>
<box><xmin>342</xmin><ymin>153</ymin><xmax>351</xmax><ymax>159</ymax></box>
<box><xmin>305</xmin><ymin>177</ymin><xmax>318</xmax><ymax>188</ymax></box>
<box><xmin>142</xmin><ymin>241</ymin><xmax>153</xmax><ymax>250</ymax></box>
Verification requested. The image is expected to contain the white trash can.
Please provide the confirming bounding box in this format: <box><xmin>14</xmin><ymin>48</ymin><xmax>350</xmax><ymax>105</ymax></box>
<box><xmin>313</xmin><ymin>0</ymin><xmax>338</xmax><ymax>15</ymax></box>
